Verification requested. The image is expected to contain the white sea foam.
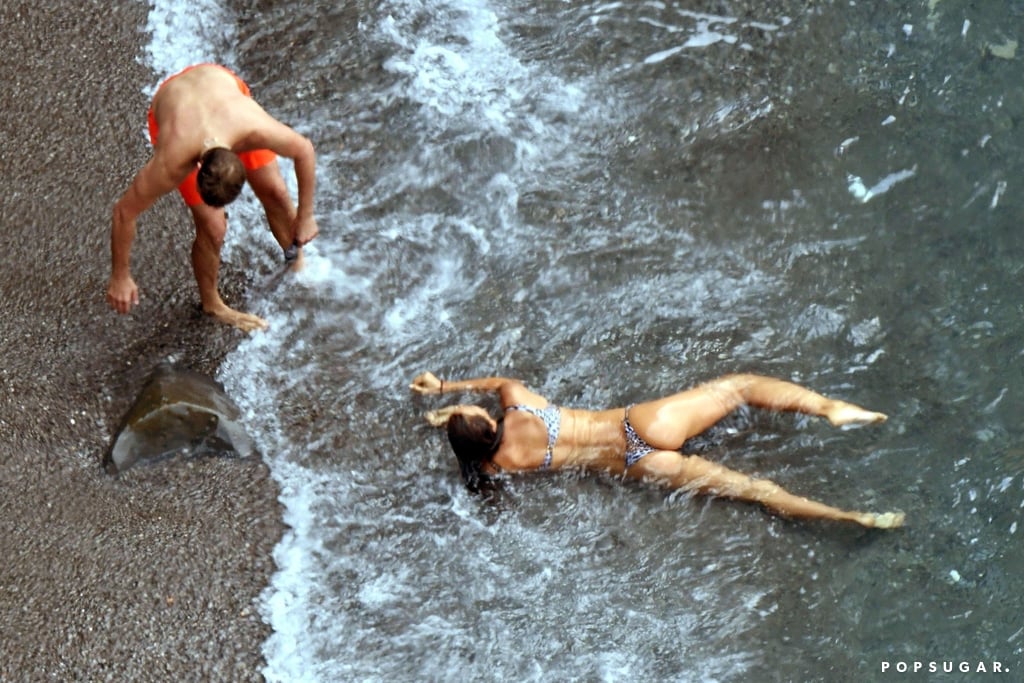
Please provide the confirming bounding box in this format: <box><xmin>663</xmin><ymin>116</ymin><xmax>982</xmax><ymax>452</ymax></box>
<box><xmin>638</xmin><ymin>8</ymin><xmax>787</xmax><ymax>64</ymax></box>
<box><xmin>141</xmin><ymin>0</ymin><xmax>236</xmax><ymax>94</ymax></box>
<box><xmin>847</xmin><ymin>166</ymin><xmax>918</xmax><ymax>203</ymax></box>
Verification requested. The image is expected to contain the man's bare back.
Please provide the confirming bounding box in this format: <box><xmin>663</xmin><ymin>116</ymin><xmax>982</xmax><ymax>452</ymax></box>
<box><xmin>108</xmin><ymin>64</ymin><xmax>320</xmax><ymax>332</ymax></box>
<box><xmin>150</xmin><ymin>67</ymin><xmax>309</xmax><ymax>188</ymax></box>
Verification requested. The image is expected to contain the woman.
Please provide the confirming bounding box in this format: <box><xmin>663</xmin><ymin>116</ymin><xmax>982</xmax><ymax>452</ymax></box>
<box><xmin>410</xmin><ymin>371</ymin><xmax>904</xmax><ymax>529</ymax></box>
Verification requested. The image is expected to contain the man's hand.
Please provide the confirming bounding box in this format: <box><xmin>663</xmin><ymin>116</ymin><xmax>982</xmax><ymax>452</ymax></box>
<box><xmin>107</xmin><ymin>274</ymin><xmax>140</xmax><ymax>314</ymax></box>
<box><xmin>292</xmin><ymin>214</ymin><xmax>319</xmax><ymax>247</ymax></box>
<box><xmin>410</xmin><ymin>372</ymin><xmax>443</xmax><ymax>395</ymax></box>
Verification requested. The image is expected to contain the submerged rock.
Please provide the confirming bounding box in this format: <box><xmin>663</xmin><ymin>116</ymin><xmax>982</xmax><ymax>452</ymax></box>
<box><xmin>105</xmin><ymin>363</ymin><xmax>256</xmax><ymax>474</ymax></box>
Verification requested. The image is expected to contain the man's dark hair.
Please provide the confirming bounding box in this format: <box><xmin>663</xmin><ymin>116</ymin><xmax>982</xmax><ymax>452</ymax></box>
<box><xmin>196</xmin><ymin>148</ymin><xmax>246</xmax><ymax>207</ymax></box>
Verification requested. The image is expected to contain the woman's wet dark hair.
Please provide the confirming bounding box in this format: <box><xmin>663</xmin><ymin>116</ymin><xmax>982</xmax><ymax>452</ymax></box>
<box><xmin>196</xmin><ymin>148</ymin><xmax>246</xmax><ymax>207</ymax></box>
<box><xmin>446</xmin><ymin>412</ymin><xmax>503</xmax><ymax>495</ymax></box>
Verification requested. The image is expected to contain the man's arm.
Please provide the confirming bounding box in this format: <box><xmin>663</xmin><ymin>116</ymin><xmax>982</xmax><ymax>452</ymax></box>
<box><xmin>289</xmin><ymin>135</ymin><xmax>318</xmax><ymax>246</ymax></box>
<box><xmin>288</xmin><ymin>134</ymin><xmax>316</xmax><ymax>231</ymax></box>
<box><xmin>107</xmin><ymin>157</ymin><xmax>181</xmax><ymax>313</ymax></box>
<box><xmin>250</xmin><ymin>118</ymin><xmax>319</xmax><ymax>245</ymax></box>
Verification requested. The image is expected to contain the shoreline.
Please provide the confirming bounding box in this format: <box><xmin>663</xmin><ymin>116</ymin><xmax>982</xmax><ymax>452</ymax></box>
<box><xmin>0</xmin><ymin>3</ymin><xmax>284</xmax><ymax>680</ymax></box>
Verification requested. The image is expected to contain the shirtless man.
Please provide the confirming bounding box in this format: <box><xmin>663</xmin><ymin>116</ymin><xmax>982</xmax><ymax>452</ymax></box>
<box><xmin>107</xmin><ymin>63</ymin><xmax>319</xmax><ymax>331</ymax></box>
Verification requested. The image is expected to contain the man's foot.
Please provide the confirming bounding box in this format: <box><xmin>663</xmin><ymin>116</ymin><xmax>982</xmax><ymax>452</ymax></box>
<box><xmin>204</xmin><ymin>302</ymin><xmax>269</xmax><ymax>332</ymax></box>
<box><xmin>289</xmin><ymin>247</ymin><xmax>305</xmax><ymax>272</ymax></box>
<box><xmin>826</xmin><ymin>401</ymin><xmax>888</xmax><ymax>426</ymax></box>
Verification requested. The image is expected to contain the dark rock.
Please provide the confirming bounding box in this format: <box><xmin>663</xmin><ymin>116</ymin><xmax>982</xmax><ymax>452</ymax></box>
<box><xmin>105</xmin><ymin>362</ymin><xmax>256</xmax><ymax>474</ymax></box>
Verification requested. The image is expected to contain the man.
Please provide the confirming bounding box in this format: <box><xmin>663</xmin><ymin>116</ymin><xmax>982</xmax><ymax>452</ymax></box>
<box><xmin>108</xmin><ymin>63</ymin><xmax>319</xmax><ymax>332</ymax></box>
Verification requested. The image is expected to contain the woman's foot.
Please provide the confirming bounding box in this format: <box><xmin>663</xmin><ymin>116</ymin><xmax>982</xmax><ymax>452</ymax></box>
<box><xmin>859</xmin><ymin>511</ymin><xmax>905</xmax><ymax>529</ymax></box>
<box><xmin>826</xmin><ymin>401</ymin><xmax>888</xmax><ymax>427</ymax></box>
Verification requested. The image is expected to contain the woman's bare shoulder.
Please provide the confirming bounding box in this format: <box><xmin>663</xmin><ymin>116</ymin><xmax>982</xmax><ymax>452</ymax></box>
<box><xmin>498</xmin><ymin>380</ymin><xmax>546</xmax><ymax>408</ymax></box>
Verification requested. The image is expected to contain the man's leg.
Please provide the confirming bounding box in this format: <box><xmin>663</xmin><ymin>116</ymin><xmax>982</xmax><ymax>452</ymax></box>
<box><xmin>189</xmin><ymin>203</ymin><xmax>269</xmax><ymax>332</ymax></box>
<box><xmin>246</xmin><ymin>161</ymin><xmax>304</xmax><ymax>268</ymax></box>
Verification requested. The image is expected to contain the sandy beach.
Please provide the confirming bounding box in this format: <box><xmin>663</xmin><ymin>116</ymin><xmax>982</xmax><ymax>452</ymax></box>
<box><xmin>1</xmin><ymin>3</ymin><xmax>284</xmax><ymax>680</ymax></box>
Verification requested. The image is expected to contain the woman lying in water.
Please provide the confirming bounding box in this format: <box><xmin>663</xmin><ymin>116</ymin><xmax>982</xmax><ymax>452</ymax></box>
<box><xmin>410</xmin><ymin>371</ymin><xmax>904</xmax><ymax>529</ymax></box>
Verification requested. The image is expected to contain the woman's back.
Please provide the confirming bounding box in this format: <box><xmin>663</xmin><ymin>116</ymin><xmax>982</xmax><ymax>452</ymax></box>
<box><xmin>496</xmin><ymin>406</ymin><xmax>628</xmax><ymax>474</ymax></box>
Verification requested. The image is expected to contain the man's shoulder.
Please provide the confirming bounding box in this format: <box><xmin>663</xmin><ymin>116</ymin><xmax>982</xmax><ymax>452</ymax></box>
<box><xmin>148</xmin><ymin>127</ymin><xmax>201</xmax><ymax>181</ymax></box>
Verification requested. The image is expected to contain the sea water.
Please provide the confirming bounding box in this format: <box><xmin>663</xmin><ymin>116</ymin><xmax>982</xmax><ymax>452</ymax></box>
<box><xmin>143</xmin><ymin>0</ymin><xmax>1024</xmax><ymax>680</ymax></box>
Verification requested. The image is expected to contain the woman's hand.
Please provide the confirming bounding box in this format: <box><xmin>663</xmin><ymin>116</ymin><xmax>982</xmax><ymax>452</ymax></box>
<box><xmin>410</xmin><ymin>372</ymin><xmax>443</xmax><ymax>395</ymax></box>
<box><xmin>424</xmin><ymin>406</ymin><xmax>459</xmax><ymax>426</ymax></box>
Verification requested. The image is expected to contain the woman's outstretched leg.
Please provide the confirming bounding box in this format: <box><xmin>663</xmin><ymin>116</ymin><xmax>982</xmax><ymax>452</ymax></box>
<box><xmin>630</xmin><ymin>451</ymin><xmax>904</xmax><ymax>529</ymax></box>
<box><xmin>715</xmin><ymin>374</ymin><xmax>887</xmax><ymax>426</ymax></box>
<box><xmin>631</xmin><ymin>373</ymin><xmax>887</xmax><ymax>448</ymax></box>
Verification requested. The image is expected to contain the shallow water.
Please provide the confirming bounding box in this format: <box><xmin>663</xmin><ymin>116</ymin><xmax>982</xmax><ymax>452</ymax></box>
<box><xmin>146</xmin><ymin>0</ymin><xmax>1023</xmax><ymax>680</ymax></box>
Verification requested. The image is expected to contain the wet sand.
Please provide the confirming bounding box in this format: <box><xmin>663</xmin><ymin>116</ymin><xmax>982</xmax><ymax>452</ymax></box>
<box><xmin>1</xmin><ymin>4</ymin><xmax>284</xmax><ymax>680</ymax></box>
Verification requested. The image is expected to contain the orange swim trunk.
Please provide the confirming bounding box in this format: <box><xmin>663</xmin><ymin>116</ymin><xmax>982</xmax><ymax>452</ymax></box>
<box><xmin>147</xmin><ymin>64</ymin><xmax>277</xmax><ymax>207</ymax></box>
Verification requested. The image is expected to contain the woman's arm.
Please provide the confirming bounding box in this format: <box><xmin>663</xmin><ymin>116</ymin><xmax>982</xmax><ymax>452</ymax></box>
<box><xmin>410</xmin><ymin>372</ymin><xmax>545</xmax><ymax>408</ymax></box>
<box><xmin>410</xmin><ymin>372</ymin><xmax>516</xmax><ymax>395</ymax></box>
<box><xmin>422</xmin><ymin>404</ymin><xmax>476</xmax><ymax>427</ymax></box>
